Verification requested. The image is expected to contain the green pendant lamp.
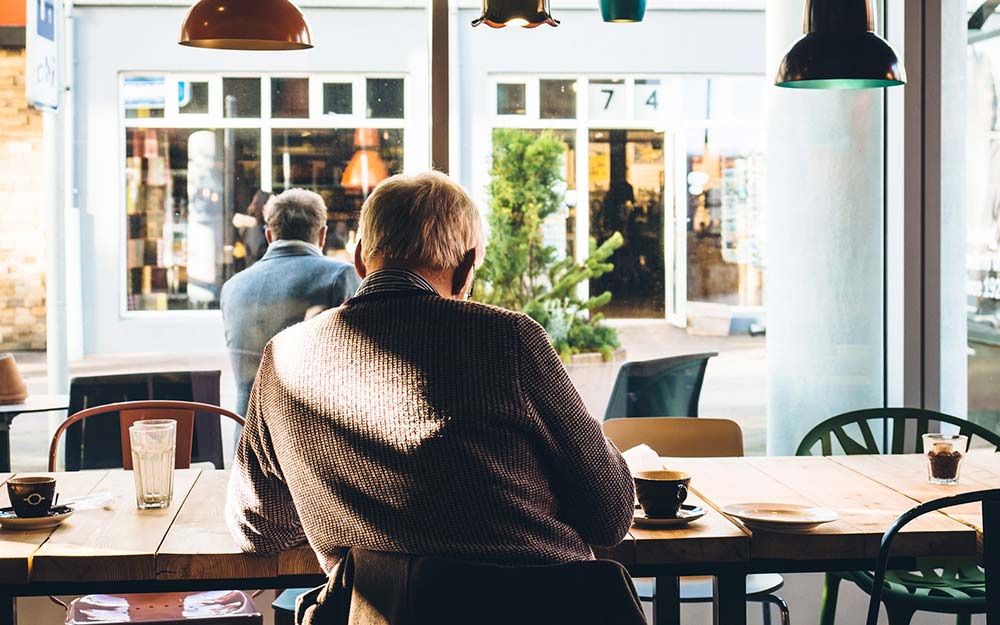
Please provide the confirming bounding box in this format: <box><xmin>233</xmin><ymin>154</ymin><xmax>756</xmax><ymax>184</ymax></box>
<box><xmin>775</xmin><ymin>0</ymin><xmax>905</xmax><ymax>89</ymax></box>
<box><xmin>471</xmin><ymin>0</ymin><xmax>558</xmax><ymax>28</ymax></box>
<box><xmin>179</xmin><ymin>0</ymin><xmax>312</xmax><ymax>50</ymax></box>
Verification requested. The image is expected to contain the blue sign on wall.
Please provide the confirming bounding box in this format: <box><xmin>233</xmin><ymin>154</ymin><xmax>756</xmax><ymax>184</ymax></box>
<box><xmin>36</xmin><ymin>0</ymin><xmax>55</xmax><ymax>42</ymax></box>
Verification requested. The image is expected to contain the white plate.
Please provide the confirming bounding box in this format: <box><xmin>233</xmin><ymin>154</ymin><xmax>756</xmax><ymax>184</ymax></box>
<box><xmin>632</xmin><ymin>504</ymin><xmax>706</xmax><ymax>528</ymax></box>
<box><xmin>722</xmin><ymin>502</ymin><xmax>838</xmax><ymax>533</ymax></box>
<box><xmin>0</xmin><ymin>505</ymin><xmax>74</xmax><ymax>531</ymax></box>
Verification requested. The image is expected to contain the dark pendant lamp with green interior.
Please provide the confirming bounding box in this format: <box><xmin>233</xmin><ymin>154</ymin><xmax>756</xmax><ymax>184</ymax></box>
<box><xmin>179</xmin><ymin>0</ymin><xmax>313</xmax><ymax>50</ymax></box>
<box><xmin>600</xmin><ymin>0</ymin><xmax>645</xmax><ymax>23</ymax></box>
<box><xmin>775</xmin><ymin>0</ymin><xmax>905</xmax><ymax>89</ymax></box>
<box><xmin>471</xmin><ymin>0</ymin><xmax>558</xmax><ymax>28</ymax></box>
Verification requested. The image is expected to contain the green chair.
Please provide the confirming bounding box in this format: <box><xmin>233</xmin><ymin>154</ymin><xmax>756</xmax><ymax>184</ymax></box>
<box><xmin>795</xmin><ymin>408</ymin><xmax>1000</xmax><ymax>625</ymax></box>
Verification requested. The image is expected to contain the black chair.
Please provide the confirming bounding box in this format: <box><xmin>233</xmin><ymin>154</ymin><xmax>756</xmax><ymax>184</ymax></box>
<box><xmin>603</xmin><ymin>353</ymin><xmax>717</xmax><ymax>420</ymax></box>
<box><xmin>65</xmin><ymin>370</ymin><xmax>225</xmax><ymax>470</ymax></box>
<box><xmin>865</xmin><ymin>489</ymin><xmax>1000</xmax><ymax>625</ymax></box>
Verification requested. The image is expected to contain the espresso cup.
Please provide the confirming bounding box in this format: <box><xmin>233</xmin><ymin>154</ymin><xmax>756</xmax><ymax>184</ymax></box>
<box><xmin>7</xmin><ymin>477</ymin><xmax>56</xmax><ymax>518</ymax></box>
<box><xmin>634</xmin><ymin>470</ymin><xmax>690</xmax><ymax>518</ymax></box>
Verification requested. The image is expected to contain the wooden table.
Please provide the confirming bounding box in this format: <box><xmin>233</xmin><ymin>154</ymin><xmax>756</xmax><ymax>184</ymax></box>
<box><xmin>0</xmin><ymin>395</ymin><xmax>68</xmax><ymax>472</ymax></box>
<box><xmin>0</xmin><ymin>456</ymin><xmax>993</xmax><ymax>625</ymax></box>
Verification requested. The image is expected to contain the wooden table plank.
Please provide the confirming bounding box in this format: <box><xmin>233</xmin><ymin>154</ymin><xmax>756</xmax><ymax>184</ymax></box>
<box><xmin>629</xmin><ymin>490</ymin><xmax>748</xmax><ymax>565</ymax></box>
<box><xmin>156</xmin><ymin>470</ymin><xmax>280</xmax><ymax>580</ymax></box>
<box><xmin>31</xmin><ymin>469</ymin><xmax>200</xmax><ymax>582</ymax></box>
<box><xmin>668</xmin><ymin>456</ymin><xmax>891</xmax><ymax>561</ymax></box>
<box><xmin>830</xmin><ymin>454</ymin><xmax>993</xmax><ymax>532</ymax></box>
<box><xmin>745</xmin><ymin>456</ymin><xmax>975</xmax><ymax>558</ymax></box>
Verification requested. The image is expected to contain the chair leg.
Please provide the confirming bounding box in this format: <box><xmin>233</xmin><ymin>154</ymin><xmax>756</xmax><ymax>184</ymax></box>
<box><xmin>762</xmin><ymin>601</ymin><xmax>771</xmax><ymax>625</ymax></box>
<box><xmin>956</xmin><ymin>613</ymin><xmax>972</xmax><ymax>625</ymax></box>
<box><xmin>884</xmin><ymin>602</ymin><xmax>916</xmax><ymax>625</ymax></box>
<box><xmin>819</xmin><ymin>573</ymin><xmax>841</xmax><ymax>625</ymax></box>
<box><xmin>754</xmin><ymin>594</ymin><xmax>790</xmax><ymax>625</ymax></box>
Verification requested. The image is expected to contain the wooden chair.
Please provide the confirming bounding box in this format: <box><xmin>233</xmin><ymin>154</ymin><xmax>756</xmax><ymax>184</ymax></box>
<box><xmin>48</xmin><ymin>400</ymin><xmax>262</xmax><ymax>625</ymax></box>
<box><xmin>603</xmin><ymin>417</ymin><xmax>790</xmax><ymax>625</ymax></box>
<box><xmin>797</xmin><ymin>408</ymin><xmax>1000</xmax><ymax>625</ymax></box>
<box><xmin>864</xmin><ymin>489</ymin><xmax>1000</xmax><ymax>625</ymax></box>
<box><xmin>603</xmin><ymin>353</ymin><xmax>717</xmax><ymax>420</ymax></box>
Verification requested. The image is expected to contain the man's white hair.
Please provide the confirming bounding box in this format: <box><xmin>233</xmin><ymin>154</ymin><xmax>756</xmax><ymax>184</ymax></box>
<box><xmin>359</xmin><ymin>171</ymin><xmax>483</xmax><ymax>269</ymax></box>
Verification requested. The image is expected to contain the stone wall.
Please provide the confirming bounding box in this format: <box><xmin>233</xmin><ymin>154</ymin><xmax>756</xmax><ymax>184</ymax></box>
<box><xmin>0</xmin><ymin>47</ymin><xmax>46</xmax><ymax>350</ymax></box>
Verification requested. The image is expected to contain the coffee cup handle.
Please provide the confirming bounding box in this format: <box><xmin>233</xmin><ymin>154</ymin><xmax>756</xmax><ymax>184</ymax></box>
<box><xmin>677</xmin><ymin>483</ymin><xmax>687</xmax><ymax>502</ymax></box>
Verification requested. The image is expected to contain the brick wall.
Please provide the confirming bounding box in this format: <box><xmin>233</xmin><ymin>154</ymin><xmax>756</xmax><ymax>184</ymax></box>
<box><xmin>0</xmin><ymin>47</ymin><xmax>46</xmax><ymax>350</ymax></box>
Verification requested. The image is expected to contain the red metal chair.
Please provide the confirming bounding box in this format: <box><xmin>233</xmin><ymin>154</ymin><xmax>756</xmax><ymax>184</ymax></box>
<box><xmin>47</xmin><ymin>400</ymin><xmax>262</xmax><ymax>625</ymax></box>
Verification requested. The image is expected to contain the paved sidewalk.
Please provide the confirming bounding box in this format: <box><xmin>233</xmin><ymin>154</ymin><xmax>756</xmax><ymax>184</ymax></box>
<box><xmin>8</xmin><ymin>322</ymin><xmax>767</xmax><ymax>470</ymax></box>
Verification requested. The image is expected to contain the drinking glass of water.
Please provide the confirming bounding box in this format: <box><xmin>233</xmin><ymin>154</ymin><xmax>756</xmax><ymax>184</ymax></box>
<box><xmin>129</xmin><ymin>419</ymin><xmax>176</xmax><ymax>509</ymax></box>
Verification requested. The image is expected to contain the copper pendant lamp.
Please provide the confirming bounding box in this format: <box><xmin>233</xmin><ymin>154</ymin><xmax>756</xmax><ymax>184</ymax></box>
<box><xmin>775</xmin><ymin>0</ymin><xmax>904</xmax><ymax>89</ymax></box>
<box><xmin>471</xmin><ymin>0</ymin><xmax>558</xmax><ymax>28</ymax></box>
<box><xmin>342</xmin><ymin>129</ymin><xmax>390</xmax><ymax>196</ymax></box>
<box><xmin>179</xmin><ymin>0</ymin><xmax>313</xmax><ymax>50</ymax></box>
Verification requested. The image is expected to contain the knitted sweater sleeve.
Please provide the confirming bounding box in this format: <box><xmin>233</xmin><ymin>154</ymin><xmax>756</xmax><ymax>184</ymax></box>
<box><xmin>225</xmin><ymin>342</ymin><xmax>307</xmax><ymax>554</ymax></box>
<box><xmin>515</xmin><ymin>315</ymin><xmax>635</xmax><ymax>548</ymax></box>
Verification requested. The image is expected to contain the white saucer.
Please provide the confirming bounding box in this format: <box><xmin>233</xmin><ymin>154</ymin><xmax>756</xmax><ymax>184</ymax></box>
<box><xmin>632</xmin><ymin>504</ymin><xmax>706</xmax><ymax>528</ymax></box>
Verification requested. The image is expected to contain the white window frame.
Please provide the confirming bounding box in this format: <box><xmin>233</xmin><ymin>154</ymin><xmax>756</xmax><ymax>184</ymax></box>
<box><xmin>118</xmin><ymin>71</ymin><xmax>412</xmax><ymax>318</ymax></box>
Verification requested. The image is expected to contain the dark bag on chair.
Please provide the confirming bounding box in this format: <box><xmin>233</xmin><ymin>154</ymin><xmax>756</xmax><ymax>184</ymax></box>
<box><xmin>296</xmin><ymin>548</ymin><xmax>646</xmax><ymax>625</ymax></box>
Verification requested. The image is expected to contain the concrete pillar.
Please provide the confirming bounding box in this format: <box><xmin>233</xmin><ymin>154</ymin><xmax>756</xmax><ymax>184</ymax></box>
<box><xmin>765</xmin><ymin>0</ymin><xmax>886</xmax><ymax>454</ymax></box>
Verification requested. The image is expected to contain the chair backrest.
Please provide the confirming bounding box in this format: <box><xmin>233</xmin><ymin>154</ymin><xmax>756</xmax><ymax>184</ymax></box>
<box><xmin>865</xmin><ymin>488</ymin><xmax>1000</xmax><ymax>625</ymax></box>
<box><xmin>308</xmin><ymin>547</ymin><xmax>647</xmax><ymax>625</ymax></box>
<box><xmin>66</xmin><ymin>370</ymin><xmax>223</xmax><ymax>470</ymax></box>
<box><xmin>603</xmin><ymin>352</ymin><xmax>718</xmax><ymax>420</ymax></box>
<box><xmin>796</xmin><ymin>408</ymin><xmax>1000</xmax><ymax>457</ymax></box>
<box><xmin>603</xmin><ymin>417</ymin><xmax>744</xmax><ymax>457</ymax></box>
<box><xmin>49</xmin><ymin>400</ymin><xmax>245</xmax><ymax>472</ymax></box>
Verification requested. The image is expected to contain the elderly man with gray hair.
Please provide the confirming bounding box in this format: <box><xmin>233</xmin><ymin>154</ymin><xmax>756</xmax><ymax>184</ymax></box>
<box><xmin>226</xmin><ymin>172</ymin><xmax>634</xmax><ymax>572</ymax></box>
<box><xmin>221</xmin><ymin>188</ymin><xmax>360</xmax><ymax>421</ymax></box>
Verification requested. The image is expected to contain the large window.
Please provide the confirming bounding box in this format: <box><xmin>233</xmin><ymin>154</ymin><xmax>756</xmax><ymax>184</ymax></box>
<box><xmin>486</xmin><ymin>75</ymin><xmax>766</xmax><ymax>322</ymax></box>
<box><xmin>121</xmin><ymin>74</ymin><xmax>408</xmax><ymax>312</ymax></box>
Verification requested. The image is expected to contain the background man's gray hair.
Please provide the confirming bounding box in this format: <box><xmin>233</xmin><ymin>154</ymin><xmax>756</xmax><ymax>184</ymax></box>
<box><xmin>263</xmin><ymin>189</ymin><xmax>327</xmax><ymax>242</ymax></box>
<box><xmin>359</xmin><ymin>172</ymin><xmax>483</xmax><ymax>269</ymax></box>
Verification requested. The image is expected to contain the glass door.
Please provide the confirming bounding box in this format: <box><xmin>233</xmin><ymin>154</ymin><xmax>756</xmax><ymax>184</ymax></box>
<box><xmin>588</xmin><ymin>129</ymin><xmax>667</xmax><ymax>318</ymax></box>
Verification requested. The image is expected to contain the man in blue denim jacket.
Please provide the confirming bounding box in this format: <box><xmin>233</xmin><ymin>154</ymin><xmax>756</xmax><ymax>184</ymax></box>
<box><xmin>221</xmin><ymin>189</ymin><xmax>360</xmax><ymax>421</ymax></box>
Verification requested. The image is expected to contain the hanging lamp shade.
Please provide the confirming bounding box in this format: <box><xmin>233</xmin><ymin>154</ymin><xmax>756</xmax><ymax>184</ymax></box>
<box><xmin>775</xmin><ymin>0</ymin><xmax>905</xmax><ymax>89</ymax></box>
<box><xmin>471</xmin><ymin>0</ymin><xmax>558</xmax><ymax>28</ymax></box>
<box><xmin>178</xmin><ymin>0</ymin><xmax>313</xmax><ymax>50</ymax></box>
<box><xmin>342</xmin><ymin>129</ymin><xmax>389</xmax><ymax>195</ymax></box>
<box><xmin>599</xmin><ymin>0</ymin><xmax>645</xmax><ymax>23</ymax></box>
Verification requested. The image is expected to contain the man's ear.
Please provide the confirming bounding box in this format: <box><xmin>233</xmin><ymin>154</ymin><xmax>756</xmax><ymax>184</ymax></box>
<box><xmin>451</xmin><ymin>248</ymin><xmax>477</xmax><ymax>297</ymax></box>
<box><xmin>264</xmin><ymin>228</ymin><xmax>274</xmax><ymax>244</ymax></box>
<box><xmin>354</xmin><ymin>243</ymin><xmax>367</xmax><ymax>279</ymax></box>
<box><xmin>317</xmin><ymin>225</ymin><xmax>328</xmax><ymax>249</ymax></box>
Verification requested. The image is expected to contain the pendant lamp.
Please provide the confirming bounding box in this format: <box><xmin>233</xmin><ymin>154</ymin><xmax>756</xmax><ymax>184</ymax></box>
<box><xmin>179</xmin><ymin>0</ymin><xmax>312</xmax><ymax>50</ymax></box>
<box><xmin>599</xmin><ymin>0</ymin><xmax>645</xmax><ymax>23</ymax></box>
<box><xmin>342</xmin><ymin>129</ymin><xmax>390</xmax><ymax>196</ymax></box>
<box><xmin>471</xmin><ymin>0</ymin><xmax>558</xmax><ymax>28</ymax></box>
<box><xmin>775</xmin><ymin>0</ymin><xmax>905</xmax><ymax>89</ymax></box>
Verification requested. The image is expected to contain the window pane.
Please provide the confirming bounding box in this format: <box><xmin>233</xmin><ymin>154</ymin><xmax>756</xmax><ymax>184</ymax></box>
<box><xmin>271</xmin><ymin>128</ymin><xmax>404</xmax><ymax>257</ymax></box>
<box><xmin>366</xmin><ymin>78</ymin><xmax>404</xmax><ymax>119</ymax></box>
<box><xmin>497</xmin><ymin>83</ymin><xmax>526</xmax><ymax>115</ymax></box>
<box><xmin>222</xmin><ymin>78</ymin><xmax>261</xmax><ymax>118</ymax></box>
<box><xmin>123</xmin><ymin>76</ymin><xmax>165</xmax><ymax>119</ymax></box>
<box><xmin>967</xmin><ymin>37</ymin><xmax>1000</xmax><ymax>429</ymax></box>
<box><xmin>539</xmin><ymin>79</ymin><xmax>576</xmax><ymax>119</ymax></box>
<box><xmin>588</xmin><ymin>79</ymin><xmax>625</xmax><ymax>120</ymax></box>
<box><xmin>124</xmin><ymin>128</ymin><xmax>260</xmax><ymax>311</ymax></box>
<box><xmin>178</xmin><ymin>81</ymin><xmax>209</xmax><ymax>115</ymax></box>
<box><xmin>271</xmin><ymin>77</ymin><xmax>309</xmax><ymax>118</ymax></box>
<box><xmin>323</xmin><ymin>82</ymin><xmax>353</xmax><ymax>115</ymax></box>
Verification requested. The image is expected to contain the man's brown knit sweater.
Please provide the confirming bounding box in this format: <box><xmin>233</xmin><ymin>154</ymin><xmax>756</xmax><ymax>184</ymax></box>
<box><xmin>226</xmin><ymin>280</ymin><xmax>635</xmax><ymax>572</ymax></box>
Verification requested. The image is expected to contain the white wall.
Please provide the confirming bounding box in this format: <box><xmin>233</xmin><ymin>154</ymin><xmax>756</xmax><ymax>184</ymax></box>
<box><xmin>72</xmin><ymin>5</ymin><xmax>429</xmax><ymax>354</ymax></box>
